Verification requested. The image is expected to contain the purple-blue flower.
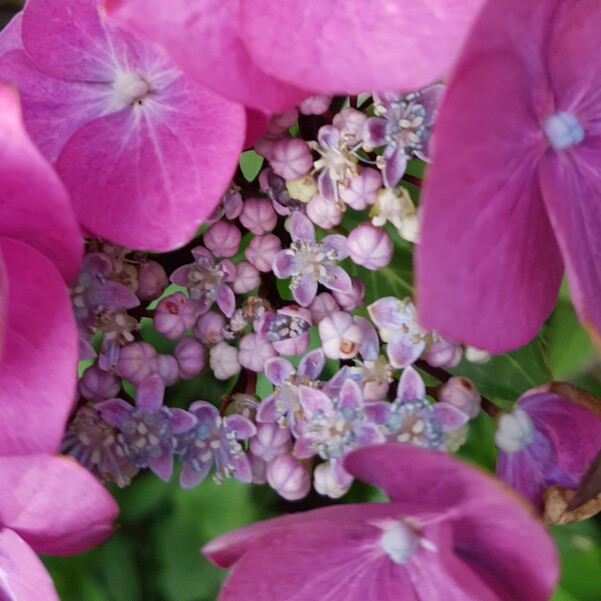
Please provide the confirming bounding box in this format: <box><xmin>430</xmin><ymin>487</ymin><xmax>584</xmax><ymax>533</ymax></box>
<box><xmin>273</xmin><ymin>212</ymin><xmax>352</xmax><ymax>307</ymax></box>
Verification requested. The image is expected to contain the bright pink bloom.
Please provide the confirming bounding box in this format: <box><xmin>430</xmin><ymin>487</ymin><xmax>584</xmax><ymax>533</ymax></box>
<box><xmin>0</xmin><ymin>455</ymin><xmax>118</xmax><ymax>600</ymax></box>
<box><xmin>204</xmin><ymin>444</ymin><xmax>559</xmax><ymax>601</ymax></box>
<box><xmin>106</xmin><ymin>0</ymin><xmax>484</xmax><ymax>111</ymax></box>
<box><xmin>417</xmin><ymin>0</ymin><xmax>601</xmax><ymax>352</ymax></box>
<box><xmin>0</xmin><ymin>0</ymin><xmax>245</xmax><ymax>251</ymax></box>
<box><xmin>0</xmin><ymin>85</ymin><xmax>82</xmax><ymax>454</ymax></box>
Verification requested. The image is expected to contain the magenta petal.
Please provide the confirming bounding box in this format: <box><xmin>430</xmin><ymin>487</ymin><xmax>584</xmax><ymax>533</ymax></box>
<box><xmin>0</xmin><ymin>13</ymin><xmax>23</xmax><ymax>56</ymax></box>
<box><xmin>0</xmin><ymin>455</ymin><xmax>118</xmax><ymax>555</ymax></box>
<box><xmin>136</xmin><ymin>374</ymin><xmax>165</xmax><ymax>412</ymax></box>
<box><xmin>0</xmin><ymin>50</ymin><xmax>111</xmax><ymax>164</ymax></box>
<box><xmin>0</xmin><ymin>252</ymin><xmax>5</xmax><ymax>356</ymax></box>
<box><xmin>216</xmin><ymin>284</ymin><xmax>236</xmax><ymax>318</ymax></box>
<box><xmin>240</xmin><ymin>0</ymin><xmax>485</xmax><ymax>94</ymax></box>
<box><xmin>539</xmin><ymin>148</ymin><xmax>601</xmax><ymax>343</ymax></box>
<box><xmin>57</xmin><ymin>82</ymin><xmax>244</xmax><ymax>251</ymax></box>
<box><xmin>363</xmin><ymin>118</ymin><xmax>388</xmax><ymax>147</ymax></box>
<box><xmin>22</xmin><ymin>0</ymin><xmax>123</xmax><ymax>81</ymax></box>
<box><xmin>416</xmin><ymin>51</ymin><xmax>563</xmax><ymax>353</ymax></box>
<box><xmin>0</xmin><ymin>240</ymin><xmax>77</xmax><ymax>454</ymax></box>
<box><xmin>0</xmin><ymin>83</ymin><xmax>83</xmax><ymax>282</ymax></box>
<box><xmin>149</xmin><ymin>453</ymin><xmax>174</xmax><ymax>482</ymax></box>
<box><xmin>105</xmin><ymin>0</ymin><xmax>308</xmax><ymax>112</ymax></box>
<box><xmin>345</xmin><ymin>445</ymin><xmax>559</xmax><ymax>601</ymax></box>
<box><xmin>383</xmin><ymin>147</ymin><xmax>408</xmax><ymax>188</ymax></box>
<box><xmin>0</xmin><ymin>529</ymin><xmax>59</xmax><ymax>601</ymax></box>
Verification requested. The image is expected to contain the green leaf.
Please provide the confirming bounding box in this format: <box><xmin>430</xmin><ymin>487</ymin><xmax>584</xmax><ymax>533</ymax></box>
<box><xmin>239</xmin><ymin>150</ymin><xmax>264</xmax><ymax>182</ymax></box>
<box><xmin>450</xmin><ymin>337</ymin><xmax>551</xmax><ymax>404</ymax></box>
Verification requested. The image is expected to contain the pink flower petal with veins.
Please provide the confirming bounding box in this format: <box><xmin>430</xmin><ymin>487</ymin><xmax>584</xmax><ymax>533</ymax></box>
<box><xmin>0</xmin><ymin>454</ymin><xmax>118</xmax><ymax>555</ymax></box>
<box><xmin>0</xmin><ymin>529</ymin><xmax>59</xmax><ymax>601</ymax></box>
<box><xmin>0</xmin><ymin>240</ymin><xmax>78</xmax><ymax>455</ymax></box>
<box><xmin>104</xmin><ymin>0</ymin><xmax>308</xmax><ymax>112</ymax></box>
<box><xmin>240</xmin><ymin>0</ymin><xmax>486</xmax><ymax>94</ymax></box>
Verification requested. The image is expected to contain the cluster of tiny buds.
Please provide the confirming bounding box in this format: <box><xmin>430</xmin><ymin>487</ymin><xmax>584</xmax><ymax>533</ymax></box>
<box><xmin>64</xmin><ymin>88</ymin><xmax>492</xmax><ymax>501</ymax></box>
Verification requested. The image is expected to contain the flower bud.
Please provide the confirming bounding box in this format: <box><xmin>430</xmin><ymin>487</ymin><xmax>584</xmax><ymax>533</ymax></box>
<box><xmin>339</xmin><ymin>168</ymin><xmax>382</xmax><ymax>210</ymax></box>
<box><xmin>309</xmin><ymin>293</ymin><xmax>340</xmax><ymax>325</ymax></box>
<box><xmin>332</xmin><ymin>277</ymin><xmax>365</xmax><ymax>312</ymax></box>
<box><xmin>232</xmin><ymin>260</ymin><xmax>261</xmax><ymax>294</ymax></box>
<box><xmin>157</xmin><ymin>354</ymin><xmax>179</xmax><ymax>386</ymax></box>
<box><xmin>240</xmin><ymin>197</ymin><xmax>277</xmax><ymax>235</ymax></box>
<box><xmin>423</xmin><ymin>338</ymin><xmax>462</xmax><ymax>368</ymax></box>
<box><xmin>439</xmin><ymin>377</ymin><xmax>481</xmax><ymax>419</ymax></box>
<box><xmin>348</xmin><ymin>223</ymin><xmax>393</xmax><ymax>270</ymax></box>
<box><xmin>239</xmin><ymin>333</ymin><xmax>277</xmax><ymax>372</ymax></box>
<box><xmin>332</xmin><ymin>107</ymin><xmax>367</xmax><ymax>143</ymax></box>
<box><xmin>313</xmin><ymin>461</ymin><xmax>352</xmax><ymax>499</ymax></box>
<box><xmin>209</xmin><ymin>341</ymin><xmax>240</xmax><ymax>380</ymax></box>
<box><xmin>118</xmin><ymin>341</ymin><xmax>158</xmax><ymax>385</ymax></box>
<box><xmin>79</xmin><ymin>364</ymin><xmax>121</xmax><ymax>401</ymax></box>
<box><xmin>194</xmin><ymin>310</ymin><xmax>226</xmax><ymax>345</ymax></box>
<box><xmin>174</xmin><ymin>337</ymin><xmax>206</xmax><ymax>379</ymax></box>
<box><xmin>136</xmin><ymin>260</ymin><xmax>168</xmax><ymax>300</ymax></box>
<box><xmin>154</xmin><ymin>292</ymin><xmax>197</xmax><ymax>339</ymax></box>
<box><xmin>267</xmin><ymin>454</ymin><xmax>311</xmax><ymax>501</ymax></box>
<box><xmin>298</xmin><ymin>94</ymin><xmax>331</xmax><ymax>115</ymax></box>
<box><xmin>245</xmin><ymin>234</ymin><xmax>282</xmax><ymax>272</ymax></box>
<box><xmin>203</xmin><ymin>220</ymin><xmax>241</xmax><ymax>258</ymax></box>
<box><xmin>306</xmin><ymin>193</ymin><xmax>343</xmax><ymax>229</ymax></box>
<box><xmin>270</xmin><ymin>139</ymin><xmax>313</xmax><ymax>180</ymax></box>
<box><xmin>286</xmin><ymin>174</ymin><xmax>318</xmax><ymax>202</ymax></box>
<box><xmin>250</xmin><ymin>423</ymin><xmax>293</xmax><ymax>463</ymax></box>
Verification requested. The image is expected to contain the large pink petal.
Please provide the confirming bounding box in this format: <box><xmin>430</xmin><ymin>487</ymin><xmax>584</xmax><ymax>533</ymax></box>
<box><xmin>0</xmin><ymin>13</ymin><xmax>23</xmax><ymax>56</ymax></box>
<box><xmin>0</xmin><ymin>83</ymin><xmax>83</xmax><ymax>282</ymax></box>
<box><xmin>0</xmin><ymin>240</ymin><xmax>78</xmax><ymax>455</ymax></box>
<box><xmin>239</xmin><ymin>0</ymin><xmax>485</xmax><ymax>94</ymax></box>
<box><xmin>0</xmin><ymin>50</ymin><xmax>112</xmax><ymax>164</ymax></box>
<box><xmin>105</xmin><ymin>0</ymin><xmax>307</xmax><ymax>112</ymax></box>
<box><xmin>0</xmin><ymin>529</ymin><xmax>59</xmax><ymax>601</ymax></box>
<box><xmin>0</xmin><ymin>251</ymin><xmax>5</xmax><ymax>358</ymax></box>
<box><xmin>21</xmin><ymin>0</ymin><xmax>124</xmax><ymax>81</ymax></box>
<box><xmin>539</xmin><ymin>142</ymin><xmax>601</xmax><ymax>347</ymax></box>
<box><xmin>545</xmin><ymin>0</ymin><xmax>601</xmax><ymax>127</ymax></box>
<box><xmin>345</xmin><ymin>445</ymin><xmax>559</xmax><ymax>601</ymax></box>
<box><xmin>56</xmin><ymin>78</ymin><xmax>245</xmax><ymax>250</ymax></box>
<box><xmin>0</xmin><ymin>455</ymin><xmax>119</xmax><ymax>555</ymax></box>
<box><xmin>416</xmin><ymin>40</ymin><xmax>563</xmax><ymax>353</ymax></box>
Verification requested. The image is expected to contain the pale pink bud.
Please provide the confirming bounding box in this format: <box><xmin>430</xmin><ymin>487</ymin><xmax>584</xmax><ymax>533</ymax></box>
<box><xmin>439</xmin><ymin>377</ymin><xmax>481</xmax><ymax>419</ymax></box>
<box><xmin>118</xmin><ymin>341</ymin><xmax>158</xmax><ymax>385</ymax></box>
<box><xmin>332</xmin><ymin>277</ymin><xmax>366</xmax><ymax>312</ymax></box>
<box><xmin>232</xmin><ymin>261</ymin><xmax>261</xmax><ymax>294</ymax></box>
<box><xmin>298</xmin><ymin>94</ymin><xmax>332</xmax><ymax>115</ymax></box>
<box><xmin>209</xmin><ymin>341</ymin><xmax>240</xmax><ymax>380</ymax></box>
<box><xmin>240</xmin><ymin>197</ymin><xmax>278</xmax><ymax>235</ymax></box>
<box><xmin>245</xmin><ymin>234</ymin><xmax>282</xmax><ymax>272</ymax></box>
<box><xmin>267</xmin><ymin>455</ymin><xmax>311</xmax><ymax>501</ymax></box>
<box><xmin>318</xmin><ymin>312</ymin><xmax>363</xmax><ymax>360</ymax></box>
<box><xmin>174</xmin><ymin>337</ymin><xmax>206</xmax><ymax>379</ymax></box>
<box><xmin>203</xmin><ymin>220</ymin><xmax>241</xmax><ymax>258</ymax></box>
<box><xmin>239</xmin><ymin>333</ymin><xmax>277</xmax><ymax>372</ymax></box>
<box><xmin>348</xmin><ymin>224</ymin><xmax>393</xmax><ymax>270</ymax></box>
<box><xmin>157</xmin><ymin>354</ymin><xmax>179</xmax><ymax>386</ymax></box>
<box><xmin>250</xmin><ymin>423</ymin><xmax>293</xmax><ymax>463</ymax></box>
<box><xmin>154</xmin><ymin>292</ymin><xmax>197</xmax><ymax>339</ymax></box>
<box><xmin>136</xmin><ymin>260</ymin><xmax>168</xmax><ymax>300</ymax></box>
<box><xmin>271</xmin><ymin>139</ymin><xmax>313</xmax><ymax>180</ymax></box>
<box><xmin>306</xmin><ymin>193</ymin><xmax>344</xmax><ymax>229</ymax></box>
<box><xmin>309</xmin><ymin>293</ymin><xmax>340</xmax><ymax>325</ymax></box>
<box><xmin>339</xmin><ymin>168</ymin><xmax>382</xmax><ymax>210</ymax></box>
<box><xmin>194</xmin><ymin>311</ymin><xmax>226</xmax><ymax>345</ymax></box>
<box><xmin>423</xmin><ymin>338</ymin><xmax>462</xmax><ymax>368</ymax></box>
<box><xmin>79</xmin><ymin>365</ymin><xmax>121</xmax><ymax>401</ymax></box>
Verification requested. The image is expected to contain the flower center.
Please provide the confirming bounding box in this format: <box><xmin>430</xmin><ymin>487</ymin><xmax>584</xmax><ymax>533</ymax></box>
<box><xmin>494</xmin><ymin>408</ymin><xmax>535</xmax><ymax>453</ymax></box>
<box><xmin>112</xmin><ymin>71</ymin><xmax>152</xmax><ymax>109</ymax></box>
<box><xmin>380</xmin><ymin>521</ymin><xmax>421</xmax><ymax>564</ymax></box>
<box><xmin>544</xmin><ymin>111</ymin><xmax>585</xmax><ymax>150</ymax></box>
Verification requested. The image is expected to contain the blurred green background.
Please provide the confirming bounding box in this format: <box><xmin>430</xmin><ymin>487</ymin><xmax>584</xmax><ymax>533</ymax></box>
<box><xmin>0</xmin><ymin>2</ymin><xmax>599</xmax><ymax>597</ymax></box>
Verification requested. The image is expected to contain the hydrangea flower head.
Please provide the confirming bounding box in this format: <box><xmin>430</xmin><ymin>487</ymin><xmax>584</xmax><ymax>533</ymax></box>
<box><xmin>203</xmin><ymin>444</ymin><xmax>559</xmax><ymax>601</ymax></box>
<box><xmin>417</xmin><ymin>0</ymin><xmax>601</xmax><ymax>352</ymax></box>
<box><xmin>0</xmin><ymin>0</ymin><xmax>245</xmax><ymax>250</ymax></box>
